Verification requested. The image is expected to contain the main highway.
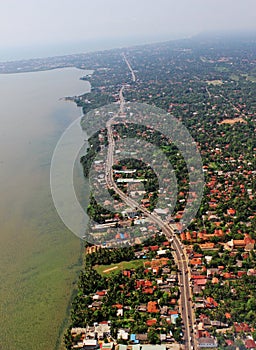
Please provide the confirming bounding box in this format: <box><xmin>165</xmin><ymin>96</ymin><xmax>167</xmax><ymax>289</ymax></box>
<box><xmin>103</xmin><ymin>55</ymin><xmax>197</xmax><ymax>349</ymax></box>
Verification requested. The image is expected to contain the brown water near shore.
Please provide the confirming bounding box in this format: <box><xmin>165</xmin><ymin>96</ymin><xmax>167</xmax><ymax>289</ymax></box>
<box><xmin>0</xmin><ymin>68</ymin><xmax>90</xmax><ymax>350</ymax></box>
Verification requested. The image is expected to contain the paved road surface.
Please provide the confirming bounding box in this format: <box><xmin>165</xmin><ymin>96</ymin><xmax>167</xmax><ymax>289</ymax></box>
<box><xmin>104</xmin><ymin>56</ymin><xmax>196</xmax><ymax>349</ymax></box>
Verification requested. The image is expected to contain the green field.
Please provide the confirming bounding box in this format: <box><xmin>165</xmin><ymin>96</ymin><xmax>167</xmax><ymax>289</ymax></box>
<box><xmin>94</xmin><ymin>259</ymin><xmax>147</xmax><ymax>276</ymax></box>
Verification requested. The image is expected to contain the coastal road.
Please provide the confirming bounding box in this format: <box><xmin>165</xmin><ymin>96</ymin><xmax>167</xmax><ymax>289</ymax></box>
<box><xmin>122</xmin><ymin>53</ymin><xmax>136</xmax><ymax>82</ymax></box>
<box><xmin>104</xmin><ymin>96</ymin><xmax>196</xmax><ymax>350</ymax></box>
<box><xmin>105</xmin><ymin>57</ymin><xmax>196</xmax><ymax>349</ymax></box>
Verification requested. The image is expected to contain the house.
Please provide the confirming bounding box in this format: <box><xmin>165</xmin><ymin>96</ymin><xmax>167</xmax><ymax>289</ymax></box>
<box><xmin>82</xmin><ymin>339</ymin><xmax>99</xmax><ymax>350</ymax></box>
<box><xmin>193</xmin><ymin>284</ymin><xmax>204</xmax><ymax>294</ymax></box>
<box><xmin>118</xmin><ymin>345</ymin><xmax>127</xmax><ymax>350</ymax></box>
<box><xmin>210</xmin><ymin>320</ymin><xmax>228</xmax><ymax>328</ymax></box>
<box><xmin>147</xmin><ymin>301</ymin><xmax>159</xmax><ymax>313</ymax></box>
<box><xmin>227</xmin><ymin>208</ymin><xmax>236</xmax><ymax>216</ymax></box>
<box><xmin>137</xmin><ymin>304</ymin><xmax>147</xmax><ymax>312</ymax></box>
<box><xmin>90</xmin><ymin>301</ymin><xmax>102</xmax><ymax>309</ymax></box>
<box><xmin>160</xmin><ymin>306</ymin><xmax>169</xmax><ymax>315</ymax></box>
<box><xmin>194</xmin><ymin>279</ymin><xmax>207</xmax><ymax>287</ymax></box>
<box><xmin>198</xmin><ymin>337</ymin><xmax>218</xmax><ymax>348</ymax></box>
<box><xmin>146</xmin><ymin>318</ymin><xmax>157</xmax><ymax>326</ymax></box>
<box><xmin>247</xmin><ymin>269</ymin><xmax>256</xmax><ymax>276</ymax></box>
<box><xmin>130</xmin><ymin>334</ymin><xmax>139</xmax><ymax>344</ymax></box>
<box><xmin>93</xmin><ymin>290</ymin><xmax>107</xmax><ymax>300</ymax></box>
<box><xmin>159</xmin><ymin>334</ymin><xmax>166</xmax><ymax>342</ymax></box>
<box><xmin>157</xmin><ymin>249</ymin><xmax>168</xmax><ymax>256</ymax></box>
<box><xmin>170</xmin><ymin>313</ymin><xmax>179</xmax><ymax>324</ymax></box>
<box><xmin>141</xmin><ymin>346</ymin><xmax>166</xmax><ymax>350</ymax></box>
<box><xmin>101</xmin><ymin>343</ymin><xmax>114</xmax><ymax>350</ymax></box>
<box><xmin>136</xmin><ymin>334</ymin><xmax>148</xmax><ymax>343</ymax></box>
<box><xmin>205</xmin><ymin>297</ymin><xmax>218</xmax><ymax>308</ymax></box>
<box><xmin>234</xmin><ymin>322</ymin><xmax>251</xmax><ymax>333</ymax></box>
<box><xmin>117</xmin><ymin>329</ymin><xmax>129</xmax><ymax>341</ymax></box>
<box><xmin>123</xmin><ymin>270</ymin><xmax>132</xmax><ymax>278</ymax></box>
<box><xmin>95</xmin><ymin>322</ymin><xmax>111</xmax><ymax>339</ymax></box>
<box><xmin>245</xmin><ymin>339</ymin><xmax>256</xmax><ymax>349</ymax></box>
<box><xmin>199</xmin><ymin>242</ymin><xmax>215</xmax><ymax>250</ymax></box>
<box><xmin>225</xmin><ymin>340</ymin><xmax>234</xmax><ymax>347</ymax></box>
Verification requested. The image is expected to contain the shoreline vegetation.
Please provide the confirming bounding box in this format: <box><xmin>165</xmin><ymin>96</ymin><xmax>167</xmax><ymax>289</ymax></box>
<box><xmin>55</xmin><ymin>242</ymin><xmax>84</xmax><ymax>350</ymax></box>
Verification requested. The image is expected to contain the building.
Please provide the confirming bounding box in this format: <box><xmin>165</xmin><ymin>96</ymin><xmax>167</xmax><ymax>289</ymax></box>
<box><xmin>198</xmin><ymin>337</ymin><xmax>218</xmax><ymax>348</ymax></box>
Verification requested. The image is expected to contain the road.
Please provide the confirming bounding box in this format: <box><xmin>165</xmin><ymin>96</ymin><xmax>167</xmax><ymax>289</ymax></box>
<box><xmin>122</xmin><ymin>53</ymin><xmax>136</xmax><ymax>82</ymax></box>
<box><xmin>104</xmin><ymin>87</ymin><xmax>196</xmax><ymax>349</ymax></box>
<box><xmin>104</xmin><ymin>55</ymin><xmax>196</xmax><ymax>349</ymax></box>
<box><xmin>220</xmin><ymin>93</ymin><xmax>247</xmax><ymax>118</ymax></box>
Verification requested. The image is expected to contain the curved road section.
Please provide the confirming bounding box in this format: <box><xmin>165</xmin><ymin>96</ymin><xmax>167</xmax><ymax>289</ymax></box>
<box><xmin>105</xmin><ymin>97</ymin><xmax>196</xmax><ymax>350</ymax></box>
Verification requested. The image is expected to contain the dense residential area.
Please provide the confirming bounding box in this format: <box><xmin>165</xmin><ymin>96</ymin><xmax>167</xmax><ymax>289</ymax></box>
<box><xmin>41</xmin><ymin>34</ymin><xmax>256</xmax><ymax>350</ymax></box>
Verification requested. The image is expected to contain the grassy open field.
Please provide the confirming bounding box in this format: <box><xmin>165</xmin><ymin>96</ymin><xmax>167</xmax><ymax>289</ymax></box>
<box><xmin>94</xmin><ymin>259</ymin><xmax>148</xmax><ymax>276</ymax></box>
<box><xmin>206</xmin><ymin>79</ymin><xmax>223</xmax><ymax>85</ymax></box>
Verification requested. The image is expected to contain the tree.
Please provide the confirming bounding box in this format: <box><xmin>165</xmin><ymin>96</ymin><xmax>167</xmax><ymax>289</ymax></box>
<box><xmin>147</xmin><ymin>329</ymin><xmax>160</xmax><ymax>344</ymax></box>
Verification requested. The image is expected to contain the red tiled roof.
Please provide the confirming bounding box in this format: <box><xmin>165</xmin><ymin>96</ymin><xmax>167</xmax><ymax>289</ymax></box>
<box><xmin>234</xmin><ymin>322</ymin><xmax>251</xmax><ymax>333</ymax></box>
<box><xmin>194</xmin><ymin>279</ymin><xmax>207</xmax><ymax>286</ymax></box>
<box><xmin>227</xmin><ymin>208</ymin><xmax>236</xmax><ymax>215</ymax></box>
<box><xmin>245</xmin><ymin>339</ymin><xmax>256</xmax><ymax>349</ymax></box>
<box><xmin>146</xmin><ymin>319</ymin><xmax>157</xmax><ymax>326</ymax></box>
<box><xmin>190</xmin><ymin>258</ymin><xmax>202</xmax><ymax>265</ymax></box>
<box><xmin>96</xmin><ymin>291</ymin><xmax>106</xmax><ymax>296</ymax></box>
<box><xmin>191</xmin><ymin>275</ymin><xmax>206</xmax><ymax>279</ymax></box>
<box><xmin>205</xmin><ymin>297</ymin><xmax>218</xmax><ymax>307</ymax></box>
<box><xmin>180</xmin><ymin>232</ymin><xmax>186</xmax><ymax>241</ymax></box>
<box><xmin>186</xmin><ymin>232</ymin><xmax>192</xmax><ymax>241</ymax></box>
<box><xmin>237</xmin><ymin>271</ymin><xmax>246</xmax><ymax>278</ymax></box>
<box><xmin>147</xmin><ymin>301</ymin><xmax>159</xmax><ymax>313</ymax></box>
<box><xmin>193</xmin><ymin>253</ymin><xmax>203</xmax><ymax>258</ymax></box>
<box><xmin>225</xmin><ymin>340</ymin><xmax>234</xmax><ymax>346</ymax></box>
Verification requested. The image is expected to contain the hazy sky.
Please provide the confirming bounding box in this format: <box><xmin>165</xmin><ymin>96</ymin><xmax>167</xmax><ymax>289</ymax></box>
<box><xmin>1</xmin><ymin>0</ymin><xmax>256</xmax><ymax>58</ymax></box>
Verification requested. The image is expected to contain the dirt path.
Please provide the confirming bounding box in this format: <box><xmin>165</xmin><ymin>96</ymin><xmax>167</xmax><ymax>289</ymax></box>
<box><xmin>103</xmin><ymin>266</ymin><xmax>118</xmax><ymax>273</ymax></box>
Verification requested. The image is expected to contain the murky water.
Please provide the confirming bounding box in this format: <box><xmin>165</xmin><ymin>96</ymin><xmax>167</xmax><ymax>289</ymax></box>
<box><xmin>0</xmin><ymin>68</ymin><xmax>90</xmax><ymax>349</ymax></box>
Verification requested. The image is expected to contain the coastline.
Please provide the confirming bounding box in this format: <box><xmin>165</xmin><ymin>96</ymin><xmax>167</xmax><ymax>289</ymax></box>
<box><xmin>55</xmin><ymin>241</ymin><xmax>84</xmax><ymax>350</ymax></box>
<box><xmin>55</xmin><ymin>74</ymin><xmax>93</xmax><ymax>350</ymax></box>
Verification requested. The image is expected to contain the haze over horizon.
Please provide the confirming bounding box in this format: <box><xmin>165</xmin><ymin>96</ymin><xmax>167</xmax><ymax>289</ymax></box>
<box><xmin>1</xmin><ymin>0</ymin><xmax>256</xmax><ymax>61</ymax></box>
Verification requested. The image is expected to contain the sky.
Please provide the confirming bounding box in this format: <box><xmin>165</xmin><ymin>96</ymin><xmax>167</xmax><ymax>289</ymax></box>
<box><xmin>1</xmin><ymin>0</ymin><xmax>256</xmax><ymax>60</ymax></box>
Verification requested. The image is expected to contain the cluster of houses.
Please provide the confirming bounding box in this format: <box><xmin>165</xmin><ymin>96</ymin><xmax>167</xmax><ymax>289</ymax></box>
<box><xmin>71</xmin><ymin>241</ymin><xmax>187</xmax><ymax>349</ymax></box>
<box><xmin>78</xmin><ymin>46</ymin><xmax>256</xmax><ymax>349</ymax></box>
<box><xmin>187</xmin><ymin>247</ymin><xmax>256</xmax><ymax>295</ymax></box>
<box><xmin>183</xmin><ymin>246</ymin><xmax>256</xmax><ymax>348</ymax></box>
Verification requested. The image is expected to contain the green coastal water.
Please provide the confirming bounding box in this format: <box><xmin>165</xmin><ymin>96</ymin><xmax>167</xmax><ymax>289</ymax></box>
<box><xmin>0</xmin><ymin>68</ymin><xmax>90</xmax><ymax>350</ymax></box>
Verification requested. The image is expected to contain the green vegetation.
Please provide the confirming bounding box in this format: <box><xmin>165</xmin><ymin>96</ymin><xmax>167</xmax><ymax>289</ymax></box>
<box><xmin>94</xmin><ymin>259</ymin><xmax>147</xmax><ymax>275</ymax></box>
<box><xmin>63</xmin><ymin>35</ymin><xmax>256</xmax><ymax>348</ymax></box>
<box><xmin>85</xmin><ymin>246</ymin><xmax>135</xmax><ymax>266</ymax></box>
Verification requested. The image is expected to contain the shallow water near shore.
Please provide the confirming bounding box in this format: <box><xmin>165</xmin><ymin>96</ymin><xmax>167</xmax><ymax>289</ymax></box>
<box><xmin>0</xmin><ymin>68</ymin><xmax>90</xmax><ymax>350</ymax></box>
